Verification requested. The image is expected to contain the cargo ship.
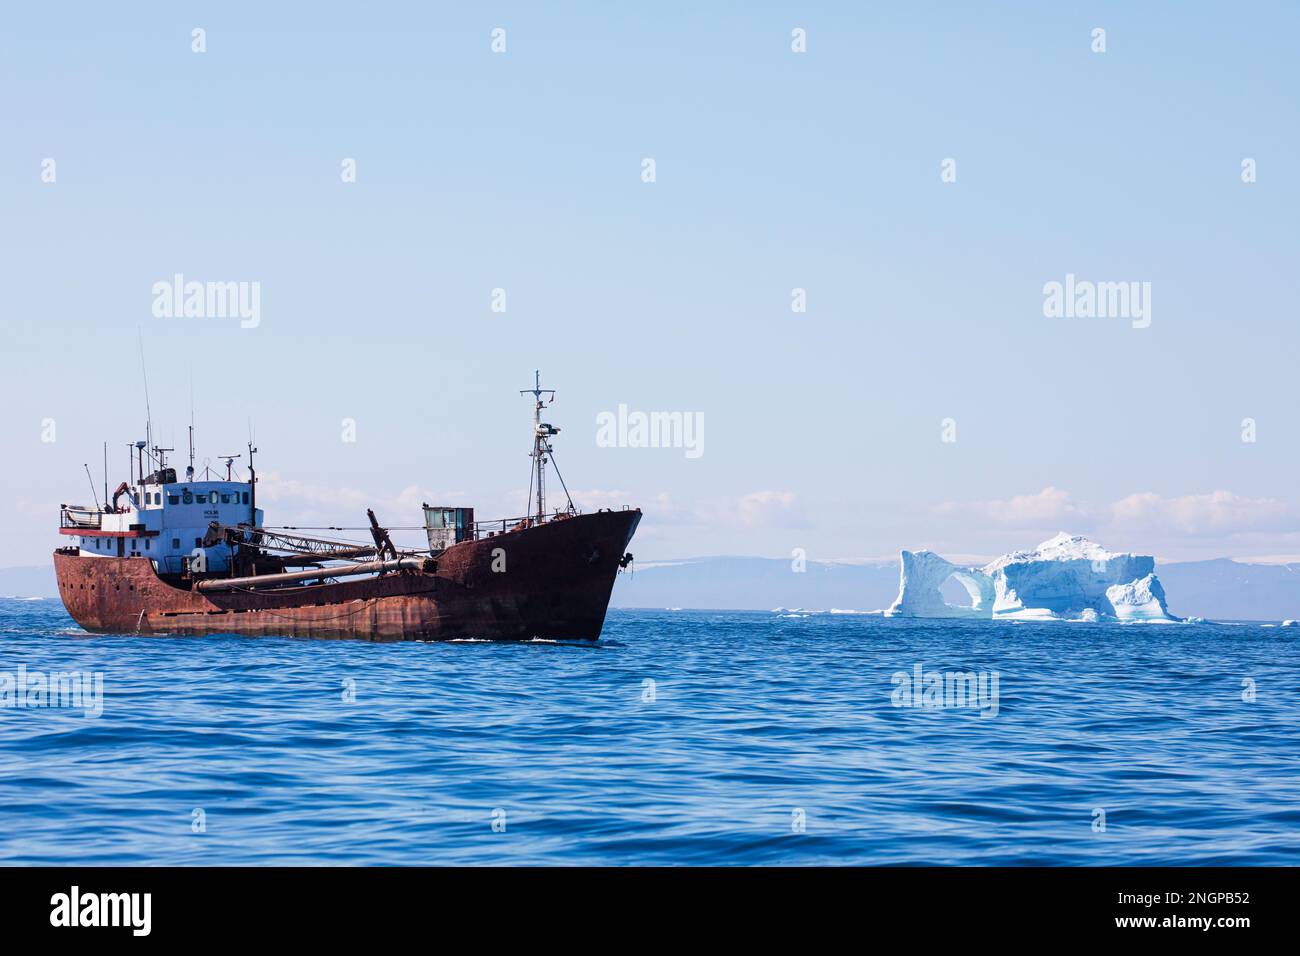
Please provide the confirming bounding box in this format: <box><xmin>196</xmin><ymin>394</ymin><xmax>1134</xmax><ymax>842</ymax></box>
<box><xmin>54</xmin><ymin>374</ymin><xmax>640</xmax><ymax>641</ymax></box>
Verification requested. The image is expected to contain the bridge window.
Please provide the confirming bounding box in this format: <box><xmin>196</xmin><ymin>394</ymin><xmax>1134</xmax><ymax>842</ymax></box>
<box><xmin>242</xmin><ymin>492</ymin><xmax>249</xmax><ymax>504</ymax></box>
<box><xmin>195</xmin><ymin>494</ymin><xmax>207</xmax><ymax>504</ymax></box>
<box><xmin>172</xmin><ymin>538</ymin><xmax>180</xmax><ymax>549</ymax></box>
<box><xmin>168</xmin><ymin>495</ymin><xmax>179</xmax><ymax>505</ymax></box>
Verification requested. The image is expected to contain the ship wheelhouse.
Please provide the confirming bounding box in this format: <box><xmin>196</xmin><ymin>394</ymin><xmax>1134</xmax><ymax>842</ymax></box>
<box><xmin>61</xmin><ymin>475</ymin><xmax>262</xmax><ymax>577</ymax></box>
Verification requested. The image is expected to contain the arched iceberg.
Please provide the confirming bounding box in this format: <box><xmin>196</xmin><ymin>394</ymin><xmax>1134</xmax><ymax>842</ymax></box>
<box><xmin>884</xmin><ymin>533</ymin><xmax>1178</xmax><ymax>622</ymax></box>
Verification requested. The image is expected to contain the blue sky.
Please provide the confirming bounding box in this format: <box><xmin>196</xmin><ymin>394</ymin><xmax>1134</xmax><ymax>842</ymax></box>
<box><xmin>2</xmin><ymin>2</ymin><xmax>1298</xmax><ymax>566</ymax></box>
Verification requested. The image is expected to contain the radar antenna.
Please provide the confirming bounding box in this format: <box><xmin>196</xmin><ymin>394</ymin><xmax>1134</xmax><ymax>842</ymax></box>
<box><xmin>217</xmin><ymin>453</ymin><xmax>243</xmax><ymax>481</ymax></box>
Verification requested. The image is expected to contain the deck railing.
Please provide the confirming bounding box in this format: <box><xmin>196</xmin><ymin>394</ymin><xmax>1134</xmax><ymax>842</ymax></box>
<box><xmin>470</xmin><ymin>509</ymin><xmax>582</xmax><ymax>539</ymax></box>
<box><xmin>468</xmin><ymin>506</ymin><xmax>638</xmax><ymax>540</ymax></box>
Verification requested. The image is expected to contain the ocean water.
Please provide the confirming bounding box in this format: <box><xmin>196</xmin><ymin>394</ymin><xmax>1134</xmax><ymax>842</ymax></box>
<box><xmin>1</xmin><ymin>597</ymin><xmax>1297</xmax><ymax>865</ymax></box>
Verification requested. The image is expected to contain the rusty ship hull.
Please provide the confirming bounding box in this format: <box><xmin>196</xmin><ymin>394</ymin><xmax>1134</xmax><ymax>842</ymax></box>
<box><xmin>54</xmin><ymin>509</ymin><xmax>641</xmax><ymax>642</ymax></box>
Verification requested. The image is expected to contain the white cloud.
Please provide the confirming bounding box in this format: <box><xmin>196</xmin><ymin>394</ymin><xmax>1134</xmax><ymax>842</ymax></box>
<box><xmin>737</xmin><ymin>490</ymin><xmax>798</xmax><ymax>526</ymax></box>
<box><xmin>935</xmin><ymin>486</ymin><xmax>1088</xmax><ymax>527</ymax></box>
<box><xmin>1109</xmin><ymin>490</ymin><xmax>1293</xmax><ymax>535</ymax></box>
<box><xmin>257</xmin><ymin>472</ymin><xmax>375</xmax><ymax>512</ymax></box>
<box><xmin>591</xmin><ymin>491</ymin><xmax>800</xmax><ymax>530</ymax></box>
<box><xmin>931</xmin><ymin>486</ymin><xmax>1296</xmax><ymax>548</ymax></box>
<box><xmin>256</xmin><ymin>472</ymin><xmax>463</xmax><ymax>525</ymax></box>
<box><xmin>570</xmin><ymin>488</ymin><xmax>635</xmax><ymax>509</ymax></box>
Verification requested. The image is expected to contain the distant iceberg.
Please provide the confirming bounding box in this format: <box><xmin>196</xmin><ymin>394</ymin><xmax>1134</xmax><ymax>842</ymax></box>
<box><xmin>884</xmin><ymin>533</ymin><xmax>1179</xmax><ymax>622</ymax></box>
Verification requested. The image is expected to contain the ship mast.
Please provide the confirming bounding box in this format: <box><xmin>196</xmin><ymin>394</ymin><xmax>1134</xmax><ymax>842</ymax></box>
<box><xmin>521</xmin><ymin>371</ymin><xmax>554</xmax><ymax>522</ymax></box>
<box><xmin>519</xmin><ymin>371</ymin><xmax>574</xmax><ymax>523</ymax></box>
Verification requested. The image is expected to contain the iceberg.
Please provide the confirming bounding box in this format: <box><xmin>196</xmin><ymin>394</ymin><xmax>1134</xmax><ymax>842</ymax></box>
<box><xmin>884</xmin><ymin>550</ymin><xmax>994</xmax><ymax>618</ymax></box>
<box><xmin>1106</xmin><ymin>573</ymin><xmax>1174</xmax><ymax>622</ymax></box>
<box><xmin>885</xmin><ymin>533</ymin><xmax>1179</xmax><ymax>622</ymax></box>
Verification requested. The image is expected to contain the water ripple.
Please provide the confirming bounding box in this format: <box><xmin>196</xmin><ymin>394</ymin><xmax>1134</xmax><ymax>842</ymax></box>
<box><xmin>1</xmin><ymin>600</ymin><xmax>1297</xmax><ymax>864</ymax></box>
